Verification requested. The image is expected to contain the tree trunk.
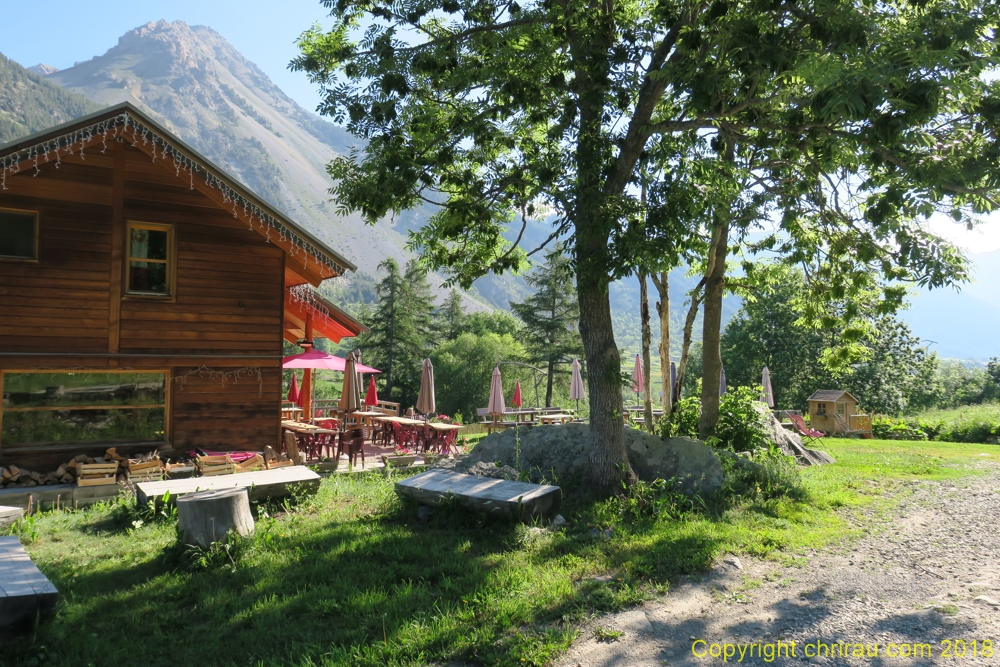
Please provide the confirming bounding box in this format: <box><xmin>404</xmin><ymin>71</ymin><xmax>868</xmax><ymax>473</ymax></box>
<box><xmin>650</xmin><ymin>272</ymin><xmax>670</xmax><ymax>411</ymax></box>
<box><xmin>573</xmin><ymin>0</ymin><xmax>634</xmax><ymax>494</ymax></box>
<box><xmin>177</xmin><ymin>488</ymin><xmax>255</xmax><ymax>549</ymax></box>
<box><xmin>699</xmin><ymin>218</ymin><xmax>730</xmax><ymax>440</ymax></box>
<box><xmin>675</xmin><ymin>281</ymin><xmax>704</xmax><ymax>411</ymax></box>
<box><xmin>639</xmin><ymin>269</ymin><xmax>654</xmax><ymax>432</ymax></box>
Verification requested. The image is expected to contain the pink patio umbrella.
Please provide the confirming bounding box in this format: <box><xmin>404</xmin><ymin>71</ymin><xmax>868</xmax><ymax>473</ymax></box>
<box><xmin>488</xmin><ymin>366</ymin><xmax>506</xmax><ymax>416</ymax></box>
<box><xmin>365</xmin><ymin>375</ymin><xmax>379</xmax><ymax>407</ymax></box>
<box><xmin>511</xmin><ymin>379</ymin><xmax>523</xmax><ymax>408</ymax></box>
<box><xmin>416</xmin><ymin>358</ymin><xmax>436</xmax><ymax>416</ymax></box>
<box><xmin>282</xmin><ymin>349</ymin><xmax>381</xmax><ymax>374</ymax></box>
<box><xmin>287</xmin><ymin>373</ymin><xmax>301</xmax><ymax>406</ymax></box>
<box><xmin>631</xmin><ymin>353</ymin><xmax>644</xmax><ymax>401</ymax></box>
<box><xmin>570</xmin><ymin>358</ymin><xmax>586</xmax><ymax>413</ymax></box>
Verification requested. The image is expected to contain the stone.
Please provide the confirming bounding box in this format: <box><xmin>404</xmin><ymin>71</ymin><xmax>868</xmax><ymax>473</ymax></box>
<box><xmin>0</xmin><ymin>506</ymin><xmax>24</xmax><ymax>530</ymax></box>
<box><xmin>461</xmin><ymin>423</ymin><xmax>724</xmax><ymax>495</ymax></box>
<box><xmin>756</xmin><ymin>404</ymin><xmax>835</xmax><ymax>466</ymax></box>
<box><xmin>973</xmin><ymin>595</ymin><xmax>1000</xmax><ymax>607</ymax></box>
<box><xmin>395</xmin><ymin>469</ymin><xmax>562</xmax><ymax>521</ymax></box>
<box><xmin>550</xmin><ymin>514</ymin><xmax>567</xmax><ymax>529</ymax></box>
<box><xmin>724</xmin><ymin>555</ymin><xmax>744</xmax><ymax>570</ymax></box>
<box><xmin>616</xmin><ymin>610</ymin><xmax>653</xmax><ymax>634</ymax></box>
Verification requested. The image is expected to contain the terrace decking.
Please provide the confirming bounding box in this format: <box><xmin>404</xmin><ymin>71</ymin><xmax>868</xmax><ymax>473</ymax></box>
<box><xmin>135</xmin><ymin>467</ymin><xmax>321</xmax><ymax>506</ymax></box>
<box><xmin>395</xmin><ymin>470</ymin><xmax>561</xmax><ymax>521</ymax></box>
<box><xmin>0</xmin><ymin>536</ymin><xmax>58</xmax><ymax>634</ymax></box>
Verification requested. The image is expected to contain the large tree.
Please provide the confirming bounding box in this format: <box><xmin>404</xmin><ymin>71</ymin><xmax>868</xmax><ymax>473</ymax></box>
<box><xmin>510</xmin><ymin>246</ymin><xmax>584</xmax><ymax>406</ymax></box>
<box><xmin>721</xmin><ymin>265</ymin><xmax>939</xmax><ymax>415</ymax></box>
<box><xmin>295</xmin><ymin>0</ymin><xmax>1000</xmax><ymax>492</ymax></box>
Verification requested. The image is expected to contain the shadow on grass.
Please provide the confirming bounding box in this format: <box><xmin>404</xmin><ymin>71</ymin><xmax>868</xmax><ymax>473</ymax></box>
<box><xmin>7</xmin><ymin>486</ymin><xmax>733</xmax><ymax>667</ymax></box>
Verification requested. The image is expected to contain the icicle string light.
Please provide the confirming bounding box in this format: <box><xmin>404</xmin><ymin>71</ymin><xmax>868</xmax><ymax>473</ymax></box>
<box><xmin>288</xmin><ymin>284</ymin><xmax>342</xmax><ymax>330</ymax></box>
<box><xmin>1</xmin><ymin>111</ymin><xmax>347</xmax><ymax>276</ymax></box>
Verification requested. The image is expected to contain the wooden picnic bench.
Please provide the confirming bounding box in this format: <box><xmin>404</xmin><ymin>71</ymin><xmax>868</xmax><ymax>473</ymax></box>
<box><xmin>135</xmin><ymin>467</ymin><xmax>321</xmax><ymax>507</ymax></box>
<box><xmin>0</xmin><ymin>536</ymin><xmax>58</xmax><ymax>633</ymax></box>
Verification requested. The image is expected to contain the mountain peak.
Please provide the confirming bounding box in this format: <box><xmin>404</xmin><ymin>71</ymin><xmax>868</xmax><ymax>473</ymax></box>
<box><xmin>27</xmin><ymin>63</ymin><xmax>60</xmax><ymax>76</ymax></box>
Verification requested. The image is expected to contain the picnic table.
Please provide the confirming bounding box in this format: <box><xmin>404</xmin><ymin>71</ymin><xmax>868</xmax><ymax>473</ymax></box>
<box><xmin>538</xmin><ymin>413</ymin><xmax>574</xmax><ymax>425</ymax></box>
<box><xmin>372</xmin><ymin>415</ymin><xmax>426</xmax><ymax>426</ymax></box>
<box><xmin>426</xmin><ymin>422</ymin><xmax>462</xmax><ymax>454</ymax></box>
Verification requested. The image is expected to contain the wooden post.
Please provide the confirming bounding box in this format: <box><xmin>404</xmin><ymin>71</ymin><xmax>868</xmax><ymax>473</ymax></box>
<box><xmin>302</xmin><ymin>313</ymin><xmax>313</xmax><ymax>420</ymax></box>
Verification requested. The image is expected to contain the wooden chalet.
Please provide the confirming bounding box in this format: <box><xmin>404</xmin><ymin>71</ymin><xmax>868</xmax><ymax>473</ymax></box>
<box><xmin>0</xmin><ymin>102</ymin><xmax>365</xmax><ymax>470</ymax></box>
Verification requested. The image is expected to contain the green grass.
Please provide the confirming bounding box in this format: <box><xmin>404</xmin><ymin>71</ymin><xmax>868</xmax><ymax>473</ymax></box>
<box><xmin>4</xmin><ymin>439</ymin><xmax>996</xmax><ymax>667</ymax></box>
<box><xmin>904</xmin><ymin>402</ymin><xmax>1000</xmax><ymax>443</ymax></box>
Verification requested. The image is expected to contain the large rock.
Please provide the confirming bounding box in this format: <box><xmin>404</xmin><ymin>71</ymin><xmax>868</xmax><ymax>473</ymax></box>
<box><xmin>756</xmin><ymin>404</ymin><xmax>834</xmax><ymax>466</ymax></box>
<box><xmin>462</xmin><ymin>423</ymin><xmax>724</xmax><ymax>495</ymax></box>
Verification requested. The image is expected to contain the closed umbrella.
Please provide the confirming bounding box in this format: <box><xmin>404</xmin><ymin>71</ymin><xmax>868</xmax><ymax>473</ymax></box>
<box><xmin>338</xmin><ymin>354</ymin><xmax>362</xmax><ymax>415</ymax></box>
<box><xmin>720</xmin><ymin>367</ymin><xmax>727</xmax><ymax>396</ymax></box>
<box><xmin>570</xmin><ymin>358</ymin><xmax>586</xmax><ymax>413</ymax></box>
<box><xmin>762</xmin><ymin>366</ymin><xmax>774</xmax><ymax>408</ymax></box>
<box><xmin>488</xmin><ymin>366</ymin><xmax>506</xmax><ymax>416</ymax></box>
<box><xmin>365</xmin><ymin>376</ymin><xmax>379</xmax><ymax>407</ymax></box>
<box><xmin>416</xmin><ymin>358</ymin><xmax>436</xmax><ymax>415</ymax></box>
<box><xmin>669</xmin><ymin>361</ymin><xmax>677</xmax><ymax>408</ymax></box>
<box><xmin>631</xmin><ymin>354</ymin><xmax>644</xmax><ymax>400</ymax></box>
<box><xmin>512</xmin><ymin>379</ymin><xmax>523</xmax><ymax>408</ymax></box>
<box><xmin>287</xmin><ymin>373</ymin><xmax>301</xmax><ymax>406</ymax></box>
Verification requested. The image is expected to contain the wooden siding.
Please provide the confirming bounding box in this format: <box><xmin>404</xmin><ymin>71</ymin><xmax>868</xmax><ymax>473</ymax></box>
<box><xmin>0</xmin><ymin>142</ymin><xmax>288</xmax><ymax>466</ymax></box>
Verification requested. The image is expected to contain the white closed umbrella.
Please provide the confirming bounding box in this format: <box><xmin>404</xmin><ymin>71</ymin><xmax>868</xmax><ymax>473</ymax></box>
<box><xmin>416</xmin><ymin>358</ymin><xmax>436</xmax><ymax>416</ymax></box>
<box><xmin>762</xmin><ymin>366</ymin><xmax>774</xmax><ymax>408</ymax></box>
<box><xmin>570</xmin><ymin>358</ymin><xmax>586</xmax><ymax>413</ymax></box>
<box><xmin>487</xmin><ymin>366</ymin><xmax>505</xmax><ymax>416</ymax></box>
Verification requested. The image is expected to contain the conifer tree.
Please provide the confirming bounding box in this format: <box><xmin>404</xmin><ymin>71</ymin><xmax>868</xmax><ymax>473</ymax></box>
<box><xmin>510</xmin><ymin>247</ymin><xmax>583</xmax><ymax>406</ymax></box>
<box><xmin>438</xmin><ymin>289</ymin><xmax>467</xmax><ymax>342</ymax></box>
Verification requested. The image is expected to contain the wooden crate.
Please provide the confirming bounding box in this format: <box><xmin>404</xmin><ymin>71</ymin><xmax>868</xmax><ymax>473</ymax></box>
<box><xmin>235</xmin><ymin>454</ymin><xmax>265</xmax><ymax>473</ymax></box>
<box><xmin>196</xmin><ymin>454</ymin><xmax>235</xmax><ymax>477</ymax></box>
<box><xmin>77</xmin><ymin>462</ymin><xmax>120</xmax><ymax>487</ymax></box>
<box><xmin>267</xmin><ymin>460</ymin><xmax>293</xmax><ymax>469</ymax></box>
<box><xmin>199</xmin><ymin>464</ymin><xmax>236</xmax><ymax>476</ymax></box>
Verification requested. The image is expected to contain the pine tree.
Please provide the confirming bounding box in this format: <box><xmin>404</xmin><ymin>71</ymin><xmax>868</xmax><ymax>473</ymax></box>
<box><xmin>510</xmin><ymin>247</ymin><xmax>584</xmax><ymax>406</ymax></box>
<box><xmin>355</xmin><ymin>258</ymin><xmax>437</xmax><ymax>408</ymax></box>
<box><xmin>438</xmin><ymin>289</ymin><xmax>467</xmax><ymax>341</ymax></box>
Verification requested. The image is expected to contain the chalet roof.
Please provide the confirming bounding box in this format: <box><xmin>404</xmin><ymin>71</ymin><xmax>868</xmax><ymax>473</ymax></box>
<box><xmin>0</xmin><ymin>101</ymin><xmax>356</xmax><ymax>283</ymax></box>
<box><xmin>808</xmin><ymin>390</ymin><xmax>858</xmax><ymax>403</ymax></box>
<box><xmin>284</xmin><ymin>286</ymin><xmax>369</xmax><ymax>343</ymax></box>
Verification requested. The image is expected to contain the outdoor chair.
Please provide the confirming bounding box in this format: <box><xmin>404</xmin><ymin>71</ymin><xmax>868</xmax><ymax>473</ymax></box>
<box><xmin>789</xmin><ymin>414</ymin><xmax>825</xmax><ymax>445</ymax></box>
<box><xmin>312</xmin><ymin>419</ymin><xmax>339</xmax><ymax>459</ymax></box>
<box><xmin>338</xmin><ymin>428</ymin><xmax>366</xmax><ymax>467</ymax></box>
<box><xmin>392</xmin><ymin>422</ymin><xmax>418</xmax><ymax>450</ymax></box>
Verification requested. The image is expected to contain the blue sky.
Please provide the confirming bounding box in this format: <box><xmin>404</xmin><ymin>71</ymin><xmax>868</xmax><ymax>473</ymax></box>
<box><xmin>2</xmin><ymin>0</ymin><xmax>330</xmax><ymax>114</ymax></box>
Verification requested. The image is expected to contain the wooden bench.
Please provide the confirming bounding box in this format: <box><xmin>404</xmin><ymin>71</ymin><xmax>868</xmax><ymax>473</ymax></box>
<box><xmin>395</xmin><ymin>470</ymin><xmax>561</xmax><ymax>522</ymax></box>
<box><xmin>135</xmin><ymin>467</ymin><xmax>321</xmax><ymax>507</ymax></box>
<box><xmin>0</xmin><ymin>536</ymin><xmax>58</xmax><ymax>634</ymax></box>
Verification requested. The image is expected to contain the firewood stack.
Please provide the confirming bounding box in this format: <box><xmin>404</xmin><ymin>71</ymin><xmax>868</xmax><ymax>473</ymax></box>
<box><xmin>0</xmin><ymin>448</ymin><xmax>167</xmax><ymax>489</ymax></box>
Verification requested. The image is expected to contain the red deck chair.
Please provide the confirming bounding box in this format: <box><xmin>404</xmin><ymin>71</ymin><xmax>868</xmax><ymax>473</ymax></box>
<box><xmin>789</xmin><ymin>414</ymin><xmax>825</xmax><ymax>445</ymax></box>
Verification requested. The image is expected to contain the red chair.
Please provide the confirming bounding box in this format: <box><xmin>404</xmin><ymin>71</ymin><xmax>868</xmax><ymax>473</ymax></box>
<box><xmin>392</xmin><ymin>422</ymin><xmax>417</xmax><ymax>450</ymax></box>
<box><xmin>789</xmin><ymin>414</ymin><xmax>825</xmax><ymax>445</ymax></box>
<box><xmin>312</xmin><ymin>419</ymin><xmax>339</xmax><ymax>460</ymax></box>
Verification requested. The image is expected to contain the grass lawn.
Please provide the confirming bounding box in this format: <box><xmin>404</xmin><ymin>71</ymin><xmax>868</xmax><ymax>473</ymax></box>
<box><xmin>4</xmin><ymin>438</ymin><xmax>997</xmax><ymax>667</ymax></box>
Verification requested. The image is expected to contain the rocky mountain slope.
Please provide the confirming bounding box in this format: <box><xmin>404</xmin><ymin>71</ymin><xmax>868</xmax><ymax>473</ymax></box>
<box><xmin>42</xmin><ymin>20</ymin><xmax>493</xmax><ymax>308</ymax></box>
<box><xmin>0</xmin><ymin>53</ymin><xmax>100</xmax><ymax>144</ymax></box>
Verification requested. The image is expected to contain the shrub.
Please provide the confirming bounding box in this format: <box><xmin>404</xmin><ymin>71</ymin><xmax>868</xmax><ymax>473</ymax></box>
<box><xmin>716</xmin><ymin>386</ymin><xmax>771</xmax><ymax>453</ymax></box>
<box><xmin>871</xmin><ymin>415</ymin><xmax>927</xmax><ymax>441</ymax></box>
<box><xmin>654</xmin><ymin>387</ymin><xmax>770</xmax><ymax>453</ymax></box>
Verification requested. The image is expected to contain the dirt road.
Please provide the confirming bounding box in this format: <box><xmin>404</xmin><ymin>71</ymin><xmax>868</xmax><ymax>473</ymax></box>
<box><xmin>556</xmin><ymin>466</ymin><xmax>1000</xmax><ymax>666</ymax></box>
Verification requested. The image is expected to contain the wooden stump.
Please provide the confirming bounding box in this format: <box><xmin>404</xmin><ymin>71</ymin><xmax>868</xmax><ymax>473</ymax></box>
<box><xmin>176</xmin><ymin>488</ymin><xmax>254</xmax><ymax>549</ymax></box>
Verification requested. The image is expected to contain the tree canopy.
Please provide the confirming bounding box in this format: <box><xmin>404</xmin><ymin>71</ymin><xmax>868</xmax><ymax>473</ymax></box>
<box><xmin>295</xmin><ymin>0</ymin><xmax>1000</xmax><ymax>490</ymax></box>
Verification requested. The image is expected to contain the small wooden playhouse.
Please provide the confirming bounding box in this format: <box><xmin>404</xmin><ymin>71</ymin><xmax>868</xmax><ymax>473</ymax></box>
<box><xmin>807</xmin><ymin>390</ymin><xmax>863</xmax><ymax>435</ymax></box>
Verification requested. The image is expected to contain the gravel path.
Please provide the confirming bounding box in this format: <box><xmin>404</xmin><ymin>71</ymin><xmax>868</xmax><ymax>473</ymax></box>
<box><xmin>556</xmin><ymin>465</ymin><xmax>1000</xmax><ymax>666</ymax></box>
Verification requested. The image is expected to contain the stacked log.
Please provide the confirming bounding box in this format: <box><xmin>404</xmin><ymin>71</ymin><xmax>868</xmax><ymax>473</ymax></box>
<box><xmin>0</xmin><ymin>449</ymin><xmax>173</xmax><ymax>489</ymax></box>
